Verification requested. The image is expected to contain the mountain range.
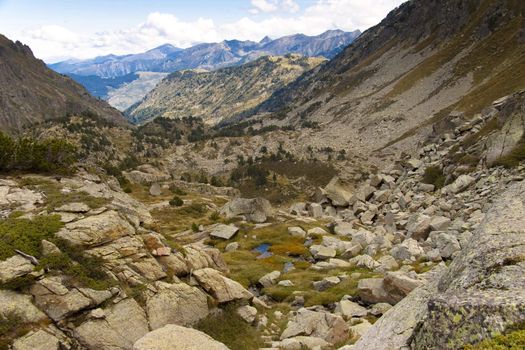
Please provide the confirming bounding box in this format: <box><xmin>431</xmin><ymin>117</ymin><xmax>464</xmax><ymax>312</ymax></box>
<box><xmin>48</xmin><ymin>30</ymin><xmax>360</xmax><ymax>110</ymax></box>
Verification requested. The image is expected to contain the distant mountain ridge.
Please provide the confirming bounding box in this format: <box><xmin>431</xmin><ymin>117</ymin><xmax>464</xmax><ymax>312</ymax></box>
<box><xmin>49</xmin><ymin>30</ymin><xmax>360</xmax><ymax>78</ymax></box>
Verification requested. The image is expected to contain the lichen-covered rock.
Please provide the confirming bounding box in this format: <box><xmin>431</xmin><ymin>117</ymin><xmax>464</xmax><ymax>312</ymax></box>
<box><xmin>0</xmin><ymin>290</ymin><xmax>47</xmax><ymax>323</ymax></box>
<box><xmin>0</xmin><ymin>255</ymin><xmax>35</xmax><ymax>283</ymax></box>
<box><xmin>133</xmin><ymin>324</ymin><xmax>229</xmax><ymax>350</ymax></box>
<box><xmin>411</xmin><ymin>181</ymin><xmax>525</xmax><ymax>349</ymax></box>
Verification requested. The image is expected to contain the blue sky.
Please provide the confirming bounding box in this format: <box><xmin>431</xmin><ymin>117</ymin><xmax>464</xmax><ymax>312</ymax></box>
<box><xmin>0</xmin><ymin>0</ymin><xmax>405</xmax><ymax>62</ymax></box>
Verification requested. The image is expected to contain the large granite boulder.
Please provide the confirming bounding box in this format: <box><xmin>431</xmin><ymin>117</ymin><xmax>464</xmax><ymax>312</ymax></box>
<box><xmin>133</xmin><ymin>324</ymin><xmax>229</xmax><ymax>350</ymax></box>
<box><xmin>0</xmin><ymin>255</ymin><xmax>35</xmax><ymax>283</ymax></box>
<box><xmin>193</xmin><ymin>268</ymin><xmax>253</xmax><ymax>303</ymax></box>
<box><xmin>146</xmin><ymin>281</ymin><xmax>209</xmax><ymax>329</ymax></box>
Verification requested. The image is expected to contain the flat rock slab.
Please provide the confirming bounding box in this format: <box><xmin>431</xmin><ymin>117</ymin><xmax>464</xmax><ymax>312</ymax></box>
<box><xmin>209</xmin><ymin>224</ymin><xmax>239</xmax><ymax>240</ymax></box>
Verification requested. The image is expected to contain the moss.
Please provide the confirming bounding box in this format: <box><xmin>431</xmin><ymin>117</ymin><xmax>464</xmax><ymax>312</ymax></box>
<box><xmin>195</xmin><ymin>303</ymin><xmax>264</xmax><ymax>350</ymax></box>
<box><xmin>0</xmin><ymin>214</ymin><xmax>63</xmax><ymax>261</ymax></box>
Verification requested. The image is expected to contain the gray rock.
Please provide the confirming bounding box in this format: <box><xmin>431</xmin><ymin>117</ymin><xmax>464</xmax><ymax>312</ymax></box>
<box><xmin>390</xmin><ymin>238</ymin><xmax>424</xmax><ymax>261</ymax></box>
<box><xmin>323</xmin><ymin>177</ymin><xmax>352</xmax><ymax>207</ymax></box>
<box><xmin>133</xmin><ymin>324</ymin><xmax>229</xmax><ymax>350</ymax></box>
<box><xmin>0</xmin><ymin>255</ymin><xmax>34</xmax><ymax>283</ymax></box>
<box><xmin>225</xmin><ymin>242</ymin><xmax>239</xmax><ymax>252</ymax></box>
<box><xmin>358</xmin><ymin>278</ymin><xmax>395</xmax><ymax>305</ymax></box>
<box><xmin>442</xmin><ymin>175</ymin><xmax>475</xmax><ymax>194</ymax></box>
<box><xmin>313</xmin><ymin>276</ymin><xmax>340</xmax><ymax>291</ymax></box>
<box><xmin>428</xmin><ymin>232</ymin><xmax>461</xmax><ymax>259</ymax></box>
<box><xmin>335</xmin><ymin>300</ymin><xmax>367</xmax><ymax>318</ymax></box>
<box><xmin>309</xmin><ymin>245</ymin><xmax>337</xmax><ymax>260</ymax></box>
<box><xmin>288</xmin><ymin>226</ymin><xmax>307</xmax><ymax>238</ymax></box>
<box><xmin>149</xmin><ymin>183</ymin><xmax>162</xmax><ymax>196</ymax></box>
<box><xmin>279</xmin><ymin>336</ymin><xmax>331</xmax><ymax>349</ymax></box>
<box><xmin>259</xmin><ymin>271</ymin><xmax>281</xmax><ymax>288</ymax></box>
<box><xmin>0</xmin><ymin>290</ymin><xmax>47</xmax><ymax>323</ymax></box>
<box><xmin>193</xmin><ymin>268</ymin><xmax>253</xmax><ymax>303</ymax></box>
<box><xmin>237</xmin><ymin>305</ymin><xmax>257</xmax><ymax>323</ymax></box>
<box><xmin>55</xmin><ymin>202</ymin><xmax>90</xmax><ymax>213</ymax></box>
<box><xmin>406</xmin><ymin>213</ymin><xmax>432</xmax><ymax>241</ymax></box>
<box><xmin>209</xmin><ymin>223</ymin><xmax>239</xmax><ymax>240</ymax></box>
<box><xmin>280</xmin><ymin>308</ymin><xmax>349</xmax><ymax>344</ymax></box>
<box><xmin>220</xmin><ymin>197</ymin><xmax>273</xmax><ymax>223</ymax></box>
<box><xmin>13</xmin><ymin>329</ymin><xmax>61</xmax><ymax>350</ymax></box>
<box><xmin>349</xmin><ymin>255</ymin><xmax>380</xmax><ymax>270</ymax></box>
<box><xmin>429</xmin><ymin>216</ymin><xmax>452</xmax><ymax>231</ymax></box>
<box><xmin>349</xmin><ymin>319</ymin><xmax>372</xmax><ymax>339</ymax></box>
<box><xmin>308</xmin><ymin>203</ymin><xmax>324</xmax><ymax>218</ymax></box>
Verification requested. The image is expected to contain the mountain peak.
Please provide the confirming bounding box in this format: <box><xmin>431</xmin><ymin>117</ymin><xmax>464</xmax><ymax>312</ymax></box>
<box><xmin>260</xmin><ymin>36</ymin><xmax>272</xmax><ymax>45</ymax></box>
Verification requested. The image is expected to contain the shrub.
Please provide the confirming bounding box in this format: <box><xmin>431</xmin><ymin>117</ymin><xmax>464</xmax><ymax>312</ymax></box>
<box><xmin>169</xmin><ymin>185</ymin><xmax>187</xmax><ymax>195</ymax></box>
<box><xmin>0</xmin><ymin>132</ymin><xmax>77</xmax><ymax>174</ymax></box>
<box><xmin>169</xmin><ymin>196</ymin><xmax>184</xmax><ymax>207</ymax></box>
<box><xmin>210</xmin><ymin>211</ymin><xmax>220</xmax><ymax>221</ymax></box>
<box><xmin>191</xmin><ymin>223</ymin><xmax>200</xmax><ymax>232</ymax></box>
<box><xmin>196</xmin><ymin>303</ymin><xmax>263</xmax><ymax>350</ymax></box>
<box><xmin>422</xmin><ymin>166</ymin><xmax>446</xmax><ymax>189</ymax></box>
<box><xmin>0</xmin><ymin>215</ymin><xmax>64</xmax><ymax>261</ymax></box>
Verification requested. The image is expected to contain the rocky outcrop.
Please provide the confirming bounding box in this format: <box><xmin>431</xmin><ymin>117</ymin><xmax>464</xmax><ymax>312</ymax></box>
<box><xmin>133</xmin><ymin>324</ymin><xmax>229</xmax><ymax>350</ymax></box>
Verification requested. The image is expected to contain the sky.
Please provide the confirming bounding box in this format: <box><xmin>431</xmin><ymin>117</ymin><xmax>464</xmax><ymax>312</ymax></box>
<box><xmin>0</xmin><ymin>0</ymin><xmax>406</xmax><ymax>62</ymax></box>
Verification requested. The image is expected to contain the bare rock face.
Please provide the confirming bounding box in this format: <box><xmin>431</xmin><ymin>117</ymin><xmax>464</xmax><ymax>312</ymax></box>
<box><xmin>146</xmin><ymin>281</ymin><xmax>209</xmax><ymax>329</ymax></box>
<box><xmin>193</xmin><ymin>268</ymin><xmax>253</xmax><ymax>303</ymax></box>
<box><xmin>220</xmin><ymin>197</ymin><xmax>273</xmax><ymax>223</ymax></box>
<box><xmin>0</xmin><ymin>290</ymin><xmax>47</xmax><ymax>323</ymax></box>
<box><xmin>133</xmin><ymin>324</ymin><xmax>229</xmax><ymax>350</ymax></box>
<box><xmin>12</xmin><ymin>329</ymin><xmax>61</xmax><ymax>350</ymax></box>
<box><xmin>74</xmin><ymin>298</ymin><xmax>149</xmax><ymax>350</ymax></box>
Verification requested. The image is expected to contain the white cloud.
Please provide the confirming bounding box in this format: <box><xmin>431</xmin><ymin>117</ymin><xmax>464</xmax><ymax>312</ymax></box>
<box><xmin>21</xmin><ymin>0</ymin><xmax>405</xmax><ymax>62</ymax></box>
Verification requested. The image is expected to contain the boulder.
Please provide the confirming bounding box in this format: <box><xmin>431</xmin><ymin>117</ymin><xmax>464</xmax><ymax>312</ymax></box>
<box><xmin>193</xmin><ymin>268</ymin><xmax>252</xmax><ymax>303</ymax></box>
<box><xmin>209</xmin><ymin>223</ymin><xmax>239</xmax><ymax>240</ymax></box>
<box><xmin>0</xmin><ymin>290</ymin><xmax>47</xmax><ymax>323</ymax></box>
<box><xmin>309</xmin><ymin>245</ymin><xmax>337</xmax><ymax>260</ymax></box>
<box><xmin>308</xmin><ymin>203</ymin><xmax>324</xmax><ymax>218</ymax></box>
<box><xmin>313</xmin><ymin>276</ymin><xmax>340</xmax><ymax>291</ymax></box>
<box><xmin>12</xmin><ymin>329</ymin><xmax>61</xmax><ymax>350</ymax></box>
<box><xmin>225</xmin><ymin>242</ymin><xmax>239</xmax><ymax>252</ymax></box>
<box><xmin>383</xmin><ymin>272</ymin><xmax>424</xmax><ymax>303</ymax></box>
<box><xmin>323</xmin><ymin>177</ymin><xmax>352</xmax><ymax>207</ymax></box>
<box><xmin>55</xmin><ymin>202</ymin><xmax>91</xmax><ymax>213</ymax></box>
<box><xmin>406</xmin><ymin>213</ymin><xmax>432</xmax><ymax>241</ymax></box>
<box><xmin>0</xmin><ymin>255</ymin><xmax>34</xmax><ymax>283</ymax></box>
<box><xmin>349</xmin><ymin>254</ymin><xmax>380</xmax><ymax>270</ymax></box>
<box><xmin>280</xmin><ymin>308</ymin><xmax>349</xmax><ymax>344</ymax></box>
<box><xmin>288</xmin><ymin>226</ymin><xmax>307</xmax><ymax>238</ymax></box>
<box><xmin>335</xmin><ymin>300</ymin><xmax>368</xmax><ymax>318</ymax></box>
<box><xmin>75</xmin><ymin>299</ymin><xmax>149</xmax><ymax>350</ymax></box>
<box><xmin>390</xmin><ymin>238</ymin><xmax>424</xmax><ymax>262</ymax></box>
<box><xmin>428</xmin><ymin>232</ymin><xmax>461</xmax><ymax>259</ymax></box>
<box><xmin>237</xmin><ymin>305</ymin><xmax>257</xmax><ymax>323</ymax></box>
<box><xmin>146</xmin><ymin>281</ymin><xmax>209</xmax><ymax>329</ymax></box>
<box><xmin>149</xmin><ymin>183</ymin><xmax>162</xmax><ymax>196</ymax></box>
<box><xmin>259</xmin><ymin>271</ymin><xmax>281</xmax><ymax>288</ymax></box>
<box><xmin>358</xmin><ymin>278</ymin><xmax>395</xmax><ymax>305</ymax></box>
<box><xmin>279</xmin><ymin>336</ymin><xmax>331</xmax><ymax>349</ymax></box>
<box><xmin>442</xmin><ymin>175</ymin><xmax>475</xmax><ymax>194</ymax></box>
<box><xmin>133</xmin><ymin>324</ymin><xmax>229</xmax><ymax>350</ymax></box>
<box><xmin>220</xmin><ymin>197</ymin><xmax>273</xmax><ymax>223</ymax></box>
<box><xmin>350</xmin><ymin>319</ymin><xmax>373</xmax><ymax>339</ymax></box>
<box><xmin>429</xmin><ymin>216</ymin><xmax>452</xmax><ymax>231</ymax></box>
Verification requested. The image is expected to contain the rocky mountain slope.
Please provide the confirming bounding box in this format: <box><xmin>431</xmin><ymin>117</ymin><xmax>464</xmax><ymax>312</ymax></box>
<box><xmin>0</xmin><ymin>34</ymin><xmax>125</xmax><ymax>130</ymax></box>
<box><xmin>126</xmin><ymin>55</ymin><xmax>326</xmax><ymax>125</ymax></box>
<box><xmin>242</xmin><ymin>0</ymin><xmax>525</xmax><ymax>164</ymax></box>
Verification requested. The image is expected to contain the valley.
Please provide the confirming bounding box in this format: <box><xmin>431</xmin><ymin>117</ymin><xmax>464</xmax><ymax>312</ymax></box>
<box><xmin>1</xmin><ymin>0</ymin><xmax>525</xmax><ymax>350</ymax></box>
